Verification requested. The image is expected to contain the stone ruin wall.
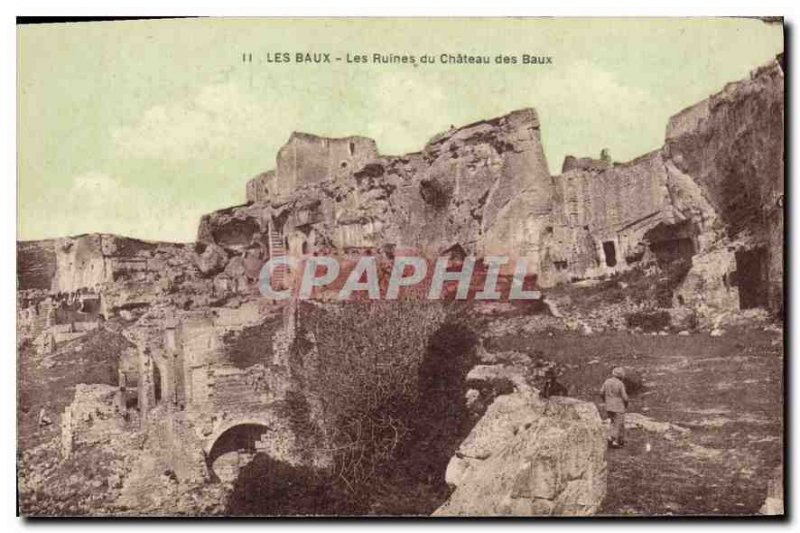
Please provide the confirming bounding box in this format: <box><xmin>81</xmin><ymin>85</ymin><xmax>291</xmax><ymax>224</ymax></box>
<box><xmin>115</xmin><ymin>300</ymin><xmax>333</xmax><ymax>482</ymax></box>
<box><xmin>272</xmin><ymin>133</ymin><xmax>379</xmax><ymax>197</ymax></box>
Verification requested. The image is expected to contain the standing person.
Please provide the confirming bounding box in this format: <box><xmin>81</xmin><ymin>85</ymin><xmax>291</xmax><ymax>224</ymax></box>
<box><xmin>601</xmin><ymin>367</ymin><xmax>629</xmax><ymax>448</ymax></box>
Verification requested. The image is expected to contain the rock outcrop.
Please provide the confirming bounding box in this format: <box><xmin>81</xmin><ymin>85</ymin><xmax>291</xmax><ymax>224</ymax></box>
<box><xmin>194</xmin><ymin>56</ymin><xmax>783</xmax><ymax>319</ymax></box>
<box><xmin>665</xmin><ymin>59</ymin><xmax>784</xmax><ymax>313</ymax></box>
<box><xmin>19</xmin><ymin>56</ymin><xmax>785</xmax><ymax>320</ymax></box>
<box><xmin>435</xmin><ymin>393</ymin><xmax>606</xmax><ymax>516</ymax></box>
<box><xmin>212</xmin><ymin>108</ymin><xmax>552</xmax><ymax>267</ymax></box>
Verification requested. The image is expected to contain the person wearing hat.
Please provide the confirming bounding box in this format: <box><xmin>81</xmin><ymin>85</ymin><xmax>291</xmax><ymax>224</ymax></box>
<box><xmin>601</xmin><ymin>367</ymin><xmax>629</xmax><ymax>448</ymax></box>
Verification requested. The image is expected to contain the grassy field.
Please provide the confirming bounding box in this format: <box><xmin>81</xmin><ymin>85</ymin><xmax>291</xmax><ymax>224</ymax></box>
<box><xmin>487</xmin><ymin>326</ymin><xmax>783</xmax><ymax>516</ymax></box>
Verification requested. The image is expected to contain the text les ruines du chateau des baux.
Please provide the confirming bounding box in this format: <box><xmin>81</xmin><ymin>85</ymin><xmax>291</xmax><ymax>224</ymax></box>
<box><xmin>241</xmin><ymin>52</ymin><xmax>553</xmax><ymax>65</ymax></box>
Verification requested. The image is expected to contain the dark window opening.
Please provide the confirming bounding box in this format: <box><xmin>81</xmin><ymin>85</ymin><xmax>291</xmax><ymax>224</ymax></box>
<box><xmin>545</xmin><ymin>226</ymin><xmax>553</xmax><ymax>234</ymax></box>
<box><xmin>125</xmin><ymin>395</ymin><xmax>139</xmax><ymax>410</ymax></box>
<box><xmin>602</xmin><ymin>241</ymin><xmax>617</xmax><ymax>267</ymax></box>
<box><xmin>553</xmin><ymin>260</ymin><xmax>568</xmax><ymax>271</ymax></box>
<box><xmin>349</xmin><ymin>142</ymin><xmax>355</xmax><ymax>156</ymax></box>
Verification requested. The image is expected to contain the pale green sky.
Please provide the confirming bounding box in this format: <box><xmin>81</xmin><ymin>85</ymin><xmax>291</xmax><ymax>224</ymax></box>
<box><xmin>18</xmin><ymin>18</ymin><xmax>783</xmax><ymax>243</ymax></box>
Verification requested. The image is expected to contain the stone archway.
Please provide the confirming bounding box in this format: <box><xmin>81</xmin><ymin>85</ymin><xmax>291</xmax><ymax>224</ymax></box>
<box><xmin>206</xmin><ymin>422</ymin><xmax>270</xmax><ymax>482</ymax></box>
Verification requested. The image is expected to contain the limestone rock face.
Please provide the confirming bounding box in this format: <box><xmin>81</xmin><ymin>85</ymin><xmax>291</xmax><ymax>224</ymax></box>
<box><xmin>197</xmin><ymin>204</ymin><xmax>267</xmax><ymax>252</ymax></box>
<box><xmin>665</xmin><ymin>61</ymin><xmax>783</xmax><ymax>240</ymax></box>
<box><xmin>543</xmin><ymin>148</ymin><xmax>717</xmax><ymax>287</ymax></box>
<box><xmin>208</xmin><ymin>108</ymin><xmax>552</xmax><ymax>264</ymax></box>
<box><xmin>664</xmin><ymin>59</ymin><xmax>784</xmax><ymax>311</ymax></box>
<box><xmin>435</xmin><ymin>394</ymin><xmax>607</xmax><ymax>516</ymax></box>
<box><xmin>18</xmin><ymin>57</ymin><xmax>785</xmax><ymax>318</ymax></box>
<box><xmin>195</xmin><ymin>57</ymin><xmax>784</xmax><ymax>309</ymax></box>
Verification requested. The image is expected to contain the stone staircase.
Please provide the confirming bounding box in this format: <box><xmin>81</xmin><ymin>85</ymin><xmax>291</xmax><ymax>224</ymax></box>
<box><xmin>267</xmin><ymin>224</ymin><xmax>288</xmax><ymax>290</ymax></box>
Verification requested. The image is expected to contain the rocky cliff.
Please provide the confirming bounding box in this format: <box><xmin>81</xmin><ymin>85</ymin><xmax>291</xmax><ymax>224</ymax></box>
<box><xmin>19</xmin><ymin>56</ymin><xmax>784</xmax><ymax>316</ymax></box>
<box><xmin>195</xmin><ymin>56</ymin><xmax>782</xmax><ymax>314</ymax></box>
<box><xmin>665</xmin><ymin>59</ymin><xmax>784</xmax><ymax>312</ymax></box>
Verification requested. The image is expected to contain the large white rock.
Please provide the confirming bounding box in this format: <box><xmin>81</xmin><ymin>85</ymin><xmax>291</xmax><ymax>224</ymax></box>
<box><xmin>435</xmin><ymin>394</ymin><xmax>607</xmax><ymax>516</ymax></box>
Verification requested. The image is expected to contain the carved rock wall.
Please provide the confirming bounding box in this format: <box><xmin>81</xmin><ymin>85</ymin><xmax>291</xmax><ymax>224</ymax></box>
<box><xmin>664</xmin><ymin>59</ymin><xmax>784</xmax><ymax>312</ymax></box>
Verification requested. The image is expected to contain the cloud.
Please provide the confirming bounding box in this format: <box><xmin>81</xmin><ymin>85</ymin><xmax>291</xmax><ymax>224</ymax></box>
<box><xmin>70</xmin><ymin>172</ymin><xmax>121</xmax><ymax>196</ymax></box>
<box><xmin>361</xmin><ymin>72</ymin><xmax>452</xmax><ymax>153</ymax></box>
<box><xmin>27</xmin><ymin>171</ymin><xmax>191</xmax><ymax>242</ymax></box>
<box><xmin>112</xmin><ymin>82</ymin><xmax>269</xmax><ymax>160</ymax></box>
<box><xmin>530</xmin><ymin>61</ymin><xmax>658</xmax><ymax>164</ymax></box>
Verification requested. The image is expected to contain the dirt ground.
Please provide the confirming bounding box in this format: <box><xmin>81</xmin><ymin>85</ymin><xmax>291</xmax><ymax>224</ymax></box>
<box><xmin>18</xmin><ymin>313</ymin><xmax>783</xmax><ymax>516</ymax></box>
<box><xmin>487</xmin><ymin>326</ymin><xmax>784</xmax><ymax>516</ymax></box>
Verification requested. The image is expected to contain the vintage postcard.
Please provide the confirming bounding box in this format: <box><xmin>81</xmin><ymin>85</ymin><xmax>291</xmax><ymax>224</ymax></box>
<box><xmin>16</xmin><ymin>17</ymin><xmax>784</xmax><ymax>517</ymax></box>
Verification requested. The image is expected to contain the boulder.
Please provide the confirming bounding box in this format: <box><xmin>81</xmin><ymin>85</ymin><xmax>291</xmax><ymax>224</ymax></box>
<box><xmin>435</xmin><ymin>394</ymin><xmax>607</xmax><ymax>516</ymax></box>
<box><xmin>466</xmin><ymin>364</ymin><xmax>534</xmax><ymax>396</ymax></box>
<box><xmin>194</xmin><ymin>243</ymin><xmax>228</xmax><ymax>277</ymax></box>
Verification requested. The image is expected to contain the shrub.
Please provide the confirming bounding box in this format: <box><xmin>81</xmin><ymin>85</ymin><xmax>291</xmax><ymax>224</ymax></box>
<box><xmin>293</xmin><ymin>300</ymin><xmax>475</xmax><ymax>493</ymax></box>
<box><xmin>625</xmin><ymin>310</ymin><xmax>671</xmax><ymax>332</ymax></box>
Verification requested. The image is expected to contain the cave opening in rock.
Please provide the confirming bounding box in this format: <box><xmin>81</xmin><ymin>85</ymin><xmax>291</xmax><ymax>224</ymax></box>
<box><xmin>643</xmin><ymin>220</ymin><xmax>698</xmax><ymax>265</ymax></box>
<box><xmin>602</xmin><ymin>241</ymin><xmax>617</xmax><ymax>267</ymax></box>
<box><xmin>211</xmin><ymin>218</ymin><xmax>260</xmax><ymax>248</ymax></box>
<box><xmin>419</xmin><ymin>178</ymin><xmax>452</xmax><ymax>209</ymax></box>
<box><xmin>735</xmin><ymin>246</ymin><xmax>768</xmax><ymax>310</ymax></box>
